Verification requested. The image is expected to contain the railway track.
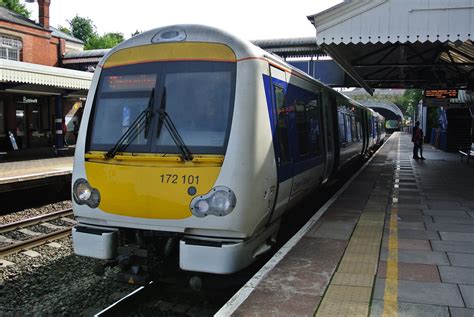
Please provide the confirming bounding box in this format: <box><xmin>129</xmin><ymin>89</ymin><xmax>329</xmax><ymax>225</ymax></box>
<box><xmin>0</xmin><ymin>208</ymin><xmax>75</xmax><ymax>257</ymax></box>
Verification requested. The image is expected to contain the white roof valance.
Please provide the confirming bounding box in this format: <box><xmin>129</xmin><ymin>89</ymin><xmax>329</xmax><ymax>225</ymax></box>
<box><xmin>0</xmin><ymin>59</ymin><xmax>93</xmax><ymax>90</ymax></box>
<box><xmin>309</xmin><ymin>0</ymin><xmax>474</xmax><ymax>45</ymax></box>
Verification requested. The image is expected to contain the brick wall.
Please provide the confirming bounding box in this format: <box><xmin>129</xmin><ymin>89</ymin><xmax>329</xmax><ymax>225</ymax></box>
<box><xmin>0</xmin><ymin>21</ymin><xmax>60</xmax><ymax>66</ymax></box>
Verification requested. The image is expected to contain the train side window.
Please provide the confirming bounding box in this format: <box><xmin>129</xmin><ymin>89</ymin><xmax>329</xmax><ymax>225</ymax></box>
<box><xmin>273</xmin><ymin>84</ymin><xmax>289</xmax><ymax>164</ymax></box>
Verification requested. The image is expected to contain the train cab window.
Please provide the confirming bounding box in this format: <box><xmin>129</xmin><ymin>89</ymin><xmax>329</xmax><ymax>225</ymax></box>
<box><xmin>88</xmin><ymin>61</ymin><xmax>236</xmax><ymax>155</ymax></box>
<box><xmin>273</xmin><ymin>84</ymin><xmax>290</xmax><ymax>164</ymax></box>
<box><xmin>89</xmin><ymin>73</ymin><xmax>157</xmax><ymax>150</ymax></box>
<box><xmin>155</xmin><ymin>69</ymin><xmax>233</xmax><ymax>153</ymax></box>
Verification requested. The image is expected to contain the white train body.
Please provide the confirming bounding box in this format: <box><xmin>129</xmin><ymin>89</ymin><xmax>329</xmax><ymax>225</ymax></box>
<box><xmin>72</xmin><ymin>25</ymin><xmax>384</xmax><ymax>275</ymax></box>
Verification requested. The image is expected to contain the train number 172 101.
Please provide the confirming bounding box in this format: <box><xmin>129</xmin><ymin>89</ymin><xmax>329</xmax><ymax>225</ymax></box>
<box><xmin>159</xmin><ymin>174</ymin><xmax>200</xmax><ymax>185</ymax></box>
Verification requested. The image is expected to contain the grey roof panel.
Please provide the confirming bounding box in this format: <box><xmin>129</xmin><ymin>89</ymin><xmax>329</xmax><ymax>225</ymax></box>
<box><xmin>50</xmin><ymin>26</ymin><xmax>83</xmax><ymax>44</ymax></box>
<box><xmin>0</xmin><ymin>5</ymin><xmax>43</xmax><ymax>30</ymax></box>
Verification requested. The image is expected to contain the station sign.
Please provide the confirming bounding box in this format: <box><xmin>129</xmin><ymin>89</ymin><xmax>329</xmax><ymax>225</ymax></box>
<box><xmin>424</xmin><ymin>89</ymin><xmax>458</xmax><ymax>99</ymax></box>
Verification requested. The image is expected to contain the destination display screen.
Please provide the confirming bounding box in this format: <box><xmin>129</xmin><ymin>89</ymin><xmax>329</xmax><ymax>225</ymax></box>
<box><xmin>424</xmin><ymin>89</ymin><xmax>458</xmax><ymax>99</ymax></box>
<box><xmin>104</xmin><ymin>74</ymin><xmax>156</xmax><ymax>92</ymax></box>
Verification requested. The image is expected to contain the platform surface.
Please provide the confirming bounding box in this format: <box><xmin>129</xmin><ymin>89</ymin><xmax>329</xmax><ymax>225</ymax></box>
<box><xmin>217</xmin><ymin>132</ymin><xmax>474</xmax><ymax>317</ymax></box>
<box><xmin>0</xmin><ymin>156</ymin><xmax>73</xmax><ymax>185</ymax></box>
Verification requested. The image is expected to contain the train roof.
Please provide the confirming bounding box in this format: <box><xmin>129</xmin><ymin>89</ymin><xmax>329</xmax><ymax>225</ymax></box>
<box><xmin>98</xmin><ymin>24</ymin><xmax>373</xmax><ymax>114</ymax></box>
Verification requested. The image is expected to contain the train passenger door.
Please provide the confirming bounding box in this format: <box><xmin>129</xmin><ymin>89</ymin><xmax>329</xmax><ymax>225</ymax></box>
<box><xmin>267</xmin><ymin>65</ymin><xmax>293</xmax><ymax>223</ymax></box>
<box><xmin>321</xmin><ymin>92</ymin><xmax>335</xmax><ymax>182</ymax></box>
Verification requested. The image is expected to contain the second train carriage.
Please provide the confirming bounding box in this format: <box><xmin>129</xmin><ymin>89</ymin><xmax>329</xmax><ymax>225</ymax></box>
<box><xmin>71</xmin><ymin>25</ymin><xmax>385</xmax><ymax>280</ymax></box>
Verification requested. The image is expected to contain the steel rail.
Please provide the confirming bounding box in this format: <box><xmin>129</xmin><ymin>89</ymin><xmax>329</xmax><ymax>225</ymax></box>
<box><xmin>0</xmin><ymin>208</ymin><xmax>74</xmax><ymax>234</ymax></box>
<box><xmin>94</xmin><ymin>281</ymin><xmax>155</xmax><ymax>317</ymax></box>
<box><xmin>0</xmin><ymin>227</ymin><xmax>72</xmax><ymax>257</ymax></box>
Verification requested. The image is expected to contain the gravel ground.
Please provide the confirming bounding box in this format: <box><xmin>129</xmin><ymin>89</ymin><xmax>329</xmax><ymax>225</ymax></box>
<box><xmin>0</xmin><ymin>200</ymin><xmax>72</xmax><ymax>225</ymax></box>
<box><xmin>0</xmin><ymin>236</ymin><xmax>139</xmax><ymax>316</ymax></box>
<box><xmin>0</xmin><ymin>200</ymin><xmax>139</xmax><ymax>316</ymax></box>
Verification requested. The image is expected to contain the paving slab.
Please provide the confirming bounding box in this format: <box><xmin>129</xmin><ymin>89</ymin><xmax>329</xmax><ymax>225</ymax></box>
<box><xmin>370</xmin><ymin>300</ymin><xmax>449</xmax><ymax>317</ymax></box>
<box><xmin>396</xmin><ymin>229</ymin><xmax>440</xmax><ymax>240</ymax></box>
<box><xmin>380</xmin><ymin>238</ymin><xmax>432</xmax><ymax>250</ymax></box>
<box><xmin>306</xmin><ymin>221</ymin><xmax>355</xmax><ymax>240</ymax></box>
<box><xmin>438</xmin><ymin>266</ymin><xmax>474</xmax><ymax>284</ymax></box>
<box><xmin>379</xmin><ymin>249</ymin><xmax>449</xmax><ymax>265</ymax></box>
<box><xmin>433</xmin><ymin>216</ymin><xmax>474</xmax><ymax>224</ymax></box>
<box><xmin>449</xmin><ymin>307</ymin><xmax>474</xmax><ymax>317</ymax></box>
<box><xmin>373</xmin><ymin>278</ymin><xmax>465</xmax><ymax>307</ymax></box>
<box><xmin>439</xmin><ymin>232</ymin><xmax>474</xmax><ymax>242</ymax></box>
<box><xmin>233</xmin><ymin>288</ymin><xmax>321</xmax><ymax>317</ymax></box>
<box><xmin>377</xmin><ymin>261</ymin><xmax>440</xmax><ymax>282</ymax></box>
<box><xmin>447</xmin><ymin>253</ymin><xmax>474</xmax><ymax>268</ymax></box>
<box><xmin>425</xmin><ymin>223</ymin><xmax>474</xmax><ymax>233</ymax></box>
<box><xmin>431</xmin><ymin>241</ymin><xmax>474</xmax><ymax>253</ymax></box>
<box><xmin>459</xmin><ymin>285</ymin><xmax>474</xmax><ymax>308</ymax></box>
<box><xmin>422</xmin><ymin>210</ymin><xmax>470</xmax><ymax>217</ymax></box>
<box><xmin>388</xmin><ymin>221</ymin><xmax>425</xmax><ymax>230</ymax></box>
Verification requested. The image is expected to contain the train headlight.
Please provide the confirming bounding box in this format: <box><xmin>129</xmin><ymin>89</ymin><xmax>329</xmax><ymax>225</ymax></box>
<box><xmin>190</xmin><ymin>186</ymin><xmax>236</xmax><ymax>218</ymax></box>
<box><xmin>73</xmin><ymin>178</ymin><xmax>101</xmax><ymax>208</ymax></box>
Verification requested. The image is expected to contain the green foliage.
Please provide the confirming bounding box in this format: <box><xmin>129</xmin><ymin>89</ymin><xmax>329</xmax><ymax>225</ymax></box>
<box><xmin>396</xmin><ymin>89</ymin><xmax>423</xmax><ymax>119</ymax></box>
<box><xmin>85</xmin><ymin>32</ymin><xmax>125</xmax><ymax>50</ymax></box>
<box><xmin>68</xmin><ymin>15</ymin><xmax>97</xmax><ymax>43</ymax></box>
<box><xmin>0</xmin><ymin>0</ymin><xmax>30</xmax><ymax>18</ymax></box>
<box><xmin>63</xmin><ymin>15</ymin><xmax>124</xmax><ymax>49</ymax></box>
<box><xmin>57</xmin><ymin>25</ymin><xmax>72</xmax><ymax>35</ymax></box>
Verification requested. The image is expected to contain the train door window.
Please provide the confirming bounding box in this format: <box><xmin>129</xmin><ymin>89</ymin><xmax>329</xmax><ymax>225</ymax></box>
<box><xmin>345</xmin><ymin>114</ymin><xmax>352</xmax><ymax>142</ymax></box>
<box><xmin>274</xmin><ymin>84</ymin><xmax>290</xmax><ymax>164</ymax></box>
<box><xmin>338</xmin><ymin>110</ymin><xmax>345</xmax><ymax>145</ymax></box>
<box><xmin>351</xmin><ymin>115</ymin><xmax>358</xmax><ymax>142</ymax></box>
<box><xmin>306</xmin><ymin>102</ymin><xmax>322</xmax><ymax>156</ymax></box>
<box><xmin>0</xmin><ymin>101</ymin><xmax>4</xmax><ymax>138</ymax></box>
<box><xmin>295</xmin><ymin>102</ymin><xmax>309</xmax><ymax>156</ymax></box>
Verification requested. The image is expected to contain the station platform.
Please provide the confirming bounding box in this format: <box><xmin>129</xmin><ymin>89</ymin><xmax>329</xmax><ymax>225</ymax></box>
<box><xmin>217</xmin><ymin>132</ymin><xmax>474</xmax><ymax>317</ymax></box>
<box><xmin>0</xmin><ymin>156</ymin><xmax>73</xmax><ymax>192</ymax></box>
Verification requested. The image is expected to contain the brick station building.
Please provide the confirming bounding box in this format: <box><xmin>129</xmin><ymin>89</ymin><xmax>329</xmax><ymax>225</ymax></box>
<box><xmin>0</xmin><ymin>0</ymin><xmax>92</xmax><ymax>152</ymax></box>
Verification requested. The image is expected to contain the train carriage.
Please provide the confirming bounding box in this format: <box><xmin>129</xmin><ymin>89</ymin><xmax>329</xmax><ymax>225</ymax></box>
<box><xmin>72</xmin><ymin>25</ymin><xmax>383</xmax><ymax>281</ymax></box>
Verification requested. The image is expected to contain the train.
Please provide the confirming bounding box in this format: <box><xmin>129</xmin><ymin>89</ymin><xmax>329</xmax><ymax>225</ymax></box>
<box><xmin>71</xmin><ymin>24</ymin><xmax>385</xmax><ymax>283</ymax></box>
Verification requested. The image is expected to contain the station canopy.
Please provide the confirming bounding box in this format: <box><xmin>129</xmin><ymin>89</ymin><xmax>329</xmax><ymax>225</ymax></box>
<box><xmin>307</xmin><ymin>0</ymin><xmax>474</xmax><ymax>95</ymax></box>
<box><xmin>0</xmin><ymin>59</ymin><xmax>92</xmax><ymax>97</ymax></box>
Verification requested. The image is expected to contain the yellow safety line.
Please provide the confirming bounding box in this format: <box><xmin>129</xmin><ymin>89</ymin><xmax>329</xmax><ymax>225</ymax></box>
<box><xmin>383</xmin><ymin>136</ymin><xmax>400</xmax><ymax>317</ymax></box>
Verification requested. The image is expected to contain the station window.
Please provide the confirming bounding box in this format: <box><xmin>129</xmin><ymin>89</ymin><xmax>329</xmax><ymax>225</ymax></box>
<box><xmin>0</xmin><ymin>35</ymin><xmax>22</xmax><ymax>61</ymax></box>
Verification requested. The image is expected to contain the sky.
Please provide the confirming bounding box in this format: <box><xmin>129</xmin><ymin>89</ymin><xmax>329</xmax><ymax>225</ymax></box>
<box><xmin>24</xmin><ymin>0</ymin><xmax>343</xmax><ymax>41</ymax></box>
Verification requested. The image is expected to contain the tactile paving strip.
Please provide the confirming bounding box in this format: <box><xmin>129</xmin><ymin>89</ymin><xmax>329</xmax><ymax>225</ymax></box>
<box><xmin>315</xmin><ymin>136</ymin><xmax>400</xmax><ymax>317</ymax></box>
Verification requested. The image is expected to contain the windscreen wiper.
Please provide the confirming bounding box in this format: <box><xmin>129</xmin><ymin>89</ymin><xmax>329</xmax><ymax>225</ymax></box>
<box><xmin>156</xmin><ymin>88</ymin><xmax>193</xmax><ymax>161</ymax></box>
<box><xmin>105</xmin><ymin>88</ymin><xmax>154</xmax><ymax>159</ymax></box>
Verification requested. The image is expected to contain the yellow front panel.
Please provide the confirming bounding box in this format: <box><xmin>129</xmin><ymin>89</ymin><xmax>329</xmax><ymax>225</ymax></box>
<box><xmin>85</xmin><ymin>160</ymin><xmax>221</xmax><ymax>219</ymax></box>
<box><xmin>103</xmin><ymin>43</ymin><xmax>237</xmax><ymax>68</ymax></box>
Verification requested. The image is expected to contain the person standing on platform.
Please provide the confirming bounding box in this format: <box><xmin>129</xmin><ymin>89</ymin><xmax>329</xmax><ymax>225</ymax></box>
<box><xmin>412</xmin><ymin>121</ymin><xmax>425</xmax><ymax>160</ymax></box>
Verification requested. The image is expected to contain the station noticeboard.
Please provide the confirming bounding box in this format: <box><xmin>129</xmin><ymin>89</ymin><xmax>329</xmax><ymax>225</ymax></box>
<box><xmin>424</xmin><ymin>89</ymin><xmax>458</xmax><ymax>107</ymax></box>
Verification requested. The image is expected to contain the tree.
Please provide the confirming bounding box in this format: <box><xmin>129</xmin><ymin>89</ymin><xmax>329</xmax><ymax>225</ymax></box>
<box><xmin>395</xmin><ymin>89</ymin><xmax>423</xmax><ymax>119</ymax></box>
<box><xmin>0</xmin><ymin>0</ymin><xmax>30</xmax><ymax>18</ymax></box>
<box><xmin>68</xmin><ymin>15</ymin><xmax>97</xmax><ymax>44</ymax></box>
<box><xmin>85</xmin><ymin>32</ymin><xmax>124</xmax><ymax>50</ymax></box>
<box><xmin>57</xmin><ymin>25</ymin><xmax>71</xmax><ymax>35</ymax></box>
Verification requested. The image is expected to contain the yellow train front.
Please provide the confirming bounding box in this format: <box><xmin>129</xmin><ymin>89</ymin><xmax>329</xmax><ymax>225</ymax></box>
<box><xmin>72</xmin><ymin>25</ymin><xmax>282</xmax><ymax>281</ymax></box>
